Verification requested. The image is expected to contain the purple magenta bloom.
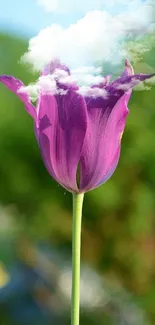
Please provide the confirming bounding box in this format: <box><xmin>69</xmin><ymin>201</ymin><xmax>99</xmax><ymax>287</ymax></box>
<box><xmin>0</xmin><ymin>60</ymin><xmax>155</xmax><ymax>193</ymax></box>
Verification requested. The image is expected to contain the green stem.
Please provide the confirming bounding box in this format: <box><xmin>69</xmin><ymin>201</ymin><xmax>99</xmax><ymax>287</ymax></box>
<box><xmin>71</xmin><ymin>193</ymin><xmax>84</xmax><ymax>325</ymax></box>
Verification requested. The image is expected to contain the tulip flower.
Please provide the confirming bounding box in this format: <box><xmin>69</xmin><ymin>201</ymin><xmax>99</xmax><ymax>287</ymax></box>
<box><xmin>0</xmin><ymin>59</ymin><xmax>154</xmax><ymax>193</ymax></box>
<box><xmin>0</xmin><ymin>59</ymin><xmax>155</xmax><ymax>325</ymax></box>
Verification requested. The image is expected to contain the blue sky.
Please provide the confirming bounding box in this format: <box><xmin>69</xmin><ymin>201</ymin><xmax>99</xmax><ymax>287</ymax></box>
<box><xmin>0</xmin><ymin>0</ymin><xmax>83</xmax><ymax>37</ymax></box>
<box><xmin>0</xmin><ymin>0</ymin><xmax>148</xmax><ymax>38</ymax></box>
<box><xmin>0</xmin><ymin>0</ymin><xmax>147</xmax><ymax>38</ymax></box>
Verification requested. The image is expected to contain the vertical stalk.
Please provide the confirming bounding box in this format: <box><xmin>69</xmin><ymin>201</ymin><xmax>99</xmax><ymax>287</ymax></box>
<box><xmin>71</xmin><ymin>193</ymin><xmax>84</xmax><ymax>325</ymax></box>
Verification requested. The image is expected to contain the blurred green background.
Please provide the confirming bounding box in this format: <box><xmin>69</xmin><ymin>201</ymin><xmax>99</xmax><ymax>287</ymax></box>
<box><xmin>0</xmin><ymin>13</ymin><xmax>155</xmax><ymax>325</ymax></box>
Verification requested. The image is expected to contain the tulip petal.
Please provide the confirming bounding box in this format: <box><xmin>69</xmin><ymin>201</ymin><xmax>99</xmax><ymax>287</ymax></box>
<box><xmin>107</xmin><ymin>73</ymin><xmax>155</xmax><ymax>99</ymax></box>
<box><xmin>42</xmin><ymin>59</ymin><xmax>70</xmax><ymax>76</ymax></box>
<box><xmin>96</xmin><ymin>147</ymin><xmax>120</xmax><ymax>187</ymax></box>
<box><xmin>84</xmin><ymin>72</ymin><xmax>155</xmax><ymax>123</ymax></box>
<box><xmin>80</xmin><ymin>92</ymin><xmax>131</xmax><ymax>191</ymax></box>
<box><xmin>121</xmin><ymin>59</ymin><xmax>134</xmax><ymax>77</ymax></box>
<box><xmin>37</xmin><ymin>90</ymin><xmax>87</xmax><ymax>192</ymax></box>
<box><xmin>0</xmin><ymin>75</ymin><xmax>36</xmax><ymax>119</ymax></box>
<box><xmin>104</xmin><ymin>60</ymin><xmax>155</xmax><ymax>109</ymax></box>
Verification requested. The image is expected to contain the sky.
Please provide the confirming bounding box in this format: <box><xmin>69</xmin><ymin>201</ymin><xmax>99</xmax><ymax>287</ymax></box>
<box><xmin>0</xmin><ymin>0</ymin><xmax>80</xmax><ymax>36</ymax></box>
<box><xmin>20</xmin><ymin>0</ymin><xmax>154</xmax><ymax>69</ymax></box>
<box><xmin>1</xmin><ymin>0</ymin><xmax>155</xmax><ymax>94</ymax></box>
<box><xmin>0</xmin><ymin>0</ymin><xmax>153</xmax><ymax>37</ymax></box>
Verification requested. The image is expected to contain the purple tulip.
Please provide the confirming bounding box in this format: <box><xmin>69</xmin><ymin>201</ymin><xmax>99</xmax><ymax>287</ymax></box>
<box><xmin>0</xmin><ymin>60</ymin><xmax>154</xmax><ymax>193</ymax></box>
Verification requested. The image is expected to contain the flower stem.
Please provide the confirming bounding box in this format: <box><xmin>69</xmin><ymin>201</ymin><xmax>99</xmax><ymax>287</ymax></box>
<box><xmin>71</xmin><ymin>193</ymin><xmax>84</xmax><ymax>325</ymax></box>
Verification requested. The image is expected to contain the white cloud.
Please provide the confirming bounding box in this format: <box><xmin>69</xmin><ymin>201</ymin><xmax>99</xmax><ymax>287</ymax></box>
<box><xmin>77</xmin><ymin>86</ymin><xmax>108</xmax><ymax>98</ymax></box>
<box><xmin>133</xmin><ymin>75</ymin><xmax>155</xmax><ymax>91</ymax></box>
<box><xmin>18</xmin><ymin>67</ymin><xmax>109</xmax><ymax>100</ymax></box>
<box><xmin>71</xmin><ymin>67</ymin><xmax>103</xmax><ymax>75</ymax></box>
<box><xmin>21</xmin><ymin>0</ymin><xmax>154</xmax><ymax>96</ymax></box>
<box><xmin>22</xmin><ymin>0</ymin><xmax>154</xmax><ymax>73</ymax></box>
<box><xmin>18</xmin><ymin>84</ymin><xmax>40</xmax><ymax>101</ymax></box>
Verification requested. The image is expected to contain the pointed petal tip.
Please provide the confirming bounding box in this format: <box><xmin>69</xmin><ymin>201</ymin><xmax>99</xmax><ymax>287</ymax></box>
<box><xmin>42</xmin><ymin>59</ymin><xmax>70</xmax><ymax>76</ymax></box>
<box><xmin>125</xmin><ymin>59</ymin><xmax>134</xmax><ymax>75</ymax></box>
<box><xmin>0</xmin><ymin>74</ymin><xmax>36</xmax><ymax>119</ymax></box>
<box><xmin>105</xmin><ymin>75</ymin><xmax>111</xmax><ymax>86</ymax></box>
